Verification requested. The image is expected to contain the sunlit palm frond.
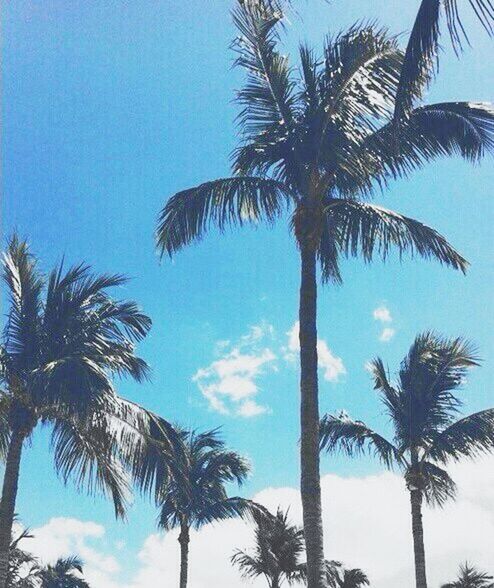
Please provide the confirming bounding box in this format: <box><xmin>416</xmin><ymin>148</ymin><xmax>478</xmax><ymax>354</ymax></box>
<box><xmin>320</xmin><ymin>198</ymin><xmax>468</xmax><ymax>283</ymax></box>
<box><xmin>2</xmin><ymin>235</ymin><xmax>44</xmax><ymax>376</ymax></box>
<box><xmin>232</xmin><ymin>0</ymin><xmax>298</xmax><ymax>138</ymax></box>
<box><xmin>426</xmin><ymin>409</ymin><xmax>494</xmax><ymax>463</ymax></box>
<box><xmin>395</xmin><ymin>0</ymin><xmax>494</xmax><ymax>121</ymax></box>
<box><xmin>156</xmin><ymin>177</ymin><xmax>293</xmax><ymax>257</ymax></box>
<box><xmin>319</xmin><ymin>412</ymin><xmax>401</xmax><ymax>469</ymax></box>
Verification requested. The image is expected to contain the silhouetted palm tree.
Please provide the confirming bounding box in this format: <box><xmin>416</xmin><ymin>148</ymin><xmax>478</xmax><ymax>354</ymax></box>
<box><xmin>442</xmin><ymin>563</ymin><xmax>494</xmax><ymax>588</ymax></box>
<box><xmin>0</xmin><ymin>235</ymin><xmax>174</xmax><ymax>588</ymax></box>
<box><xmin>232</xmin><ymin>507</ymin><xmax>306</xmax><ymax>587</ymax></box>
<box><xmin>156</xmin><ymin>2</ymin><xmax>494</xmax><ymax>584</ymax></box>
<box><xmin>320</xmin><ymin>332</ymin><xmax>494</xmax><ymax>588</ymax></box>
<box><xmin>6</xmin><ymin>524</ymin><xmax>37</xmax><ymax>588</ymax></box>
<box><xmin>232</xmin><ymin>506</ymin><xmax>368</xmax><ymax>588</ymax></box>
<box><xmin>36</xmin><ymin>557</ymin><xmax>90</xmax><ymax>588</ymax></box>
<box><xmin>147</xmin><ymin>429</ymin><xmax>257</xmax><ymax>588</ymax></box>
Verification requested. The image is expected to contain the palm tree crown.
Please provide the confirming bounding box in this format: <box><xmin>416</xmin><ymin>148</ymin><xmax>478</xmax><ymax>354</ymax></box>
<box><xmin>442</xmin><ymin>563</ymin><xmax>494</xmax><ymax>588</ymax></box>
<box><xmin>232</xmin><ymin>507</ymin><xmax>306</xmax><ymax>587</ymax></box>
<box><xmin>36</xmin><ymin>557</ymin><xmax>90</xmax><ymax>588</ymax></box>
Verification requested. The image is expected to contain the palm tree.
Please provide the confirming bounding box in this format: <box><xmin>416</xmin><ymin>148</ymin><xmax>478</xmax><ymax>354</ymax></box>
<box><xmin>320</xmin><ymin>332</ymin><xmax>494</xmax><ymax>588</ymax></box>
<box><xmin>442</xmin><ymin>563</ymin><xmax>494</xmax><ymax>588</ymax></box>
<box><xmin>0</xmin><ymin>235</ymin><xmax>175</xmax><ymax>588</ymax></box>
<box><xmin>149</xmin><ymin>428</ymin><xmax>257</xmax><ymax>588</ymax></box>
<box><xmin>6</xmin><ymin>525</ymin><xmax>37</xmax><ymax>588</ymax></box>
<box><xmin>156</xmin><ymin>1</ymin><xmax>494</xmax><ymax>584</ymax></box>
<box><xmin>36</xmin><ymin>557</ymin><xmax>90</xmax><ymax>588</ymax></box>
<box><xmin>232</xmin><ymin>507</ymin><xmax>368</xmax><ymax>588</ymax></box>
<box><xmin>232</xmin><ymin>507</ymin><xmax>306</xmax><ymax>587</ymax></box>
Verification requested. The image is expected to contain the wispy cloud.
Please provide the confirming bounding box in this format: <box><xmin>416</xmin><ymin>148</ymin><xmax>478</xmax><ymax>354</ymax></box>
<box><xmin>284</xmin><ymin>322</ymin><xmax>346</xmax><ymax>383</ymax></box>
<box><xmin>373</xmin><ymin>305</ymin><xmax>395</xmax><ymax>343</ymax></box>
<box><xmin>193</xmin><ymin>323</ymin><xmax>276</xmax><ymax>418</ymax></box>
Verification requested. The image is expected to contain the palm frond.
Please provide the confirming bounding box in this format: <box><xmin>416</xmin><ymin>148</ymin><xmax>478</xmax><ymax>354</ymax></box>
<box><xmin>156</xmin><ymin>177</ymin><xmax>293</xmax><ymax>257</ymax></box>
<box><xmin>426</xmin><ymin>409</ymin><xmax>494</xmax><ymax>463</ymax></box>
<box><xmin>319</xmin><ymin>412</ymin><xmax>401</xmax><ymax>469</ymax></box>
<box><xmin>195</xmin><ymin>497</ymin><xmax>264</xmax><ymax>528</ymax></box>
<box><xmin>394</xmin><ymin>0</ymin><xmax>494</xmax><ymax>121</ymax></box>
<box><xmin>419</xmin><ymin>461</ymin><xmax>457</xmax><ymax>507</ymax></box>
<box><xmin>321</xmin><ymin>198</ymin><xmax>468</xmax><ymax>281</ymax></box>
<box><xmin>442</xmin><ymin>562</ymin><xmax>494</xmax><ymax>588</ymax></box>
<box><xmin>232</xmin><ymin>0</ymin><xmax>298</xmax><ymax>138</ymax></box>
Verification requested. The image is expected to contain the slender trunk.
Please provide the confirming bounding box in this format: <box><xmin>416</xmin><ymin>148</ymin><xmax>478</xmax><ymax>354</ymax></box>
<box><xmin>178</xmin><ymin>522</ymin><xmax>190</xmax><ymax>588</ymax></box>
<box><xmin>410</xmin><ymin>489</ymin><xmax>427</xmax><ymax>588</ymax></box>
<box><xmin>270</xmin><ymin>577</ymin><xmax>280</xmax><ymax>588</ymax></box>
<box><xmin>298</xmin><ymin>245</ymin><xmax>325</xmax><ymax>588</ymax></box>
<box><xmin>0</xmin><ymin>429</ymin><xmax>25</xmax><ymax>588</ymax></box>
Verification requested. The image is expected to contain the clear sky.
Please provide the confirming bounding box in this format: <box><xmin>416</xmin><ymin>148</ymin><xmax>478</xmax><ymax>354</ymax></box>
<box><xmin>2</xmin><ymin>1</ymin><xmax>494</xmax><ymax>587</ymax></box>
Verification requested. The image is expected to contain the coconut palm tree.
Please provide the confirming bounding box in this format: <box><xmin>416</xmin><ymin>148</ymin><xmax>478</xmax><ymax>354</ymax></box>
<box><xmin>156</xmin><ymin>1</ymin><xmax>494</xmax><ymax>584</ymax></box>
<box><xmin>36</xmin><ymin>557</ymin><xmax>90</xmax><ymax>588</ymax></box>
<box><xmin>320</xmin><ymin>332</ymin><xmax>494</xmax><ymax>588</ymax></box>
<box><xmin>232</xmin><ymin>507</ymin><xmax>306</xmax><ymax>587</ymax></box>
<box><xmin>442</xmin><ymin>563</ymin><xmax>494</xmax><ymax>588</ymax></box>
<box><xmin>150</xmin><ymin>428</ymin><xmax>257</xmax><ymax>588</ymax></box>
<box><xmin>0</xmin><ymin>235</ymin><xmax>175</xmax><ymax>588</ymax></box>
<box><xmin>232</xmin><ymin>507</ymin><xmax>368</xmax><ymax>588</ymax></box>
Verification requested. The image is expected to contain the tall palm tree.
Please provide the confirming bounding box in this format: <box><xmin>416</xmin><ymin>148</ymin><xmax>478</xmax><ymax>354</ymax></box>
<box><xmin>0</xmin><ymin>235</ymin><xmax>174</xmax><ymax>588</ymax></box>
<box><xmin>36</xmin><ymin>557</ymin><xmax>90</xmax><ymax>588</ymax></box>
<box><xmin>232</xmin><ymin>507</ymin><xmax>306</xmax><ymax>587</ymax></box>
<box><xmin>150</xmin><ymin>428</ymin><xmax>256</xmax><ymax>588</ymax></box>
<box><xmin>232</xmin><ymin>507</ymin><xmax>368</xmax><ymax>588</ymax></box>
<box><xmin>442</xmin><ymin>563</ymin><xmax>494</xmax><ymax>588</ymax></box>
<box><xmin>320</xmin><ymin>332</ymin><xmax>494</xmax><ymax>588</ymax></box>
<box><xmin>156</xmin><ymin>1</ymin><xmax>494</xmax><ymax>584</ymax></box>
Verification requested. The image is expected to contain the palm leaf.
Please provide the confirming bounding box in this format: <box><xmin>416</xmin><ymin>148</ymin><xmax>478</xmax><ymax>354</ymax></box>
<box><xmin>419</xmin><ymin>461</ymin><xmax>457</xmax><ymax>507</ymax></box>
<box><xmin>319</xmin><ymin>412</ymin><xmax>401</xmax><ymax>468</ymax></box>
<box><xmin>156</xmin><ymin>177</ymin><xmax>293</xmax><ymax>256</ymax></box>
<box><xmin>321</xmin><ymin>198</ymin><xmax>468</xmax><ymax>279</ymax></box>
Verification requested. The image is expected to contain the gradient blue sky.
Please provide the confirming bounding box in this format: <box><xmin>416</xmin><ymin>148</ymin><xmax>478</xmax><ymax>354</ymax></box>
<box><xmin>2</xmin><ymin>0</ymin><xmax>493</xmax><ymax>582</ymax></box>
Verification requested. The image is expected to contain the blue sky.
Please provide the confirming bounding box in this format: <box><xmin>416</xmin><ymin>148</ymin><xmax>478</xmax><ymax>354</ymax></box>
<box><xmin>2</xmin><ymin>1</ymin><xmax>494</xmax><ymax>585</ymax></box>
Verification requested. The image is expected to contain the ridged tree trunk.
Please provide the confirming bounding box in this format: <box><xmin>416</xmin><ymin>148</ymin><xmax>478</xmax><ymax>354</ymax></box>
<box><xmin>178</xmin><ymin>521</ymin><xmax>190</xmax><ymax>588</ymax></box>
<box><xmin>0</xmin><ymin>429</ymin><xmax>25</xmax><ymax>588</ymax></box>
<box><xmin>298</xmin><ymin>244</ymin><xmax>325</xmax><ymax>588</ymax></box>
<box><xmin>410</xmin><ymin>489</ymin><xmax>427</xmax><ymax>588</ymax></box>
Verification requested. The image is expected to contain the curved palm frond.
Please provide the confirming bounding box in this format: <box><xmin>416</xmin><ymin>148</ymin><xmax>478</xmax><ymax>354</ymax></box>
<box><xmin>426</xmin><ymin>409</ymin><xmax>494</xmax><ymax>463</ymax></box>
<box><xmin>156</xmin><ymin>177</ymin><xmax>294</xmax><ymax>257</ymax></box>
<box><xmin>394</xmin><ymin>0</ymin><xmax>494</xmax><ymax>121</ymax></box>
<box><xmin>419</xmin><ymin>461</ymin><xmax>457</xmax><ymax>507</ymax></box>
<box><xmin>195</xmin><ymin>497</ymin><xmax>263</xmax><ymax>528</ymax></box>
<box><xmin>320</xmin><ymin>198</ymin><xmax>468</xmax><ymax>283</ymax></box>
<box><xmin>319</xmin><ymin>412</ymin><xmax>401</xmax><ymax>469</ymax></box>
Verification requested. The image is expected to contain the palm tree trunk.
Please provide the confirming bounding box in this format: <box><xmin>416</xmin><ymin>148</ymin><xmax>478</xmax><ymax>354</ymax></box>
<box><xmin>178</xmin><ymin>522</ymin><xmax>190</xmax><ymax>588</ymax></box>
<box><xmin>410</xmin><ymin>489</ymin><xmax>427</xmax><ymax>588</ymax></box>
<box><xmin>298</xmin><ymin>244</ymin><xmax>325</xmax><ymax>588</ymax></box>
<box><xmin>0</xmin><ymin>429</ymin><xmax>25</xmax><ymax>588</ymax></box>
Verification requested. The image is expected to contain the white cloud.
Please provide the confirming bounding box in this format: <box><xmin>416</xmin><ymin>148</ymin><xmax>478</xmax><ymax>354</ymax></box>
<box><xmin>373</xmin><ymin>305</ymin><xmax>392</xmax><ymax>323</ymax></box>
<box><xmin>193</xmin><ymin>323</ymin><xmax>276</xmax><ymax>417</ymax></box>
<box><xmin>379</xmin><ymin>327</ymin><xmax>396</xmax><ymax>343</ymax></box>
<box><xmin>27</xmin><ymin>455</ymin><xmax>494</xmax><ymax>588</ymax></box>
<box><xmin>285</xmin><ymin>322</ymin><xmax>346</xmax><ymax>383</ymax></box>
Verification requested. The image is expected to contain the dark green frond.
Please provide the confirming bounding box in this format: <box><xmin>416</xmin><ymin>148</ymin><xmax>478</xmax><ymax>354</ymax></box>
<box><xmin>419</xmin><ymin>461</ymin><xmax>457</xmax><ymax>507</ymax></box>
<box><xmin>426</xmin><ymin>409</ymin><xmax>494</xmax><ymax>463</ymax></box>
<box><xmin>319</xmin><ymin>412</ymin><xmax>401</xmax><ymax>469</ymax></box>
<box><xmin>156</xmin><ymin>177</ymin><xmax>293</xmax><ymax>257</ymax></box>
<box><xmin>322</xmin><ymin>198</ymin><xmax>468</xmax><ymax>280</ymax></box>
